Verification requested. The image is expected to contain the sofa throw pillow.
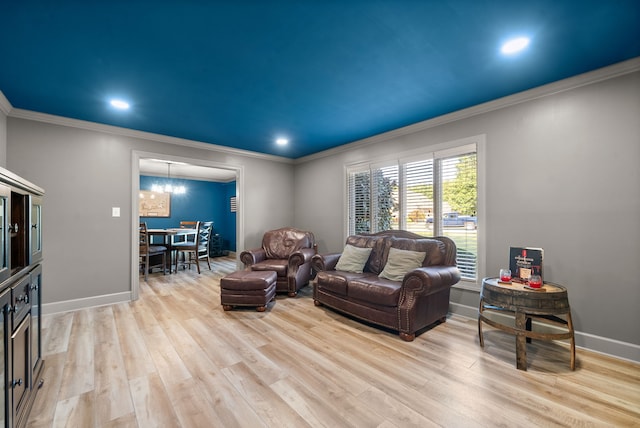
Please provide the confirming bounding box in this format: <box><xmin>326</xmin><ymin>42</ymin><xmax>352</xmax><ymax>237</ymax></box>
<box><xmin>335</xmin><ymin>244</ymin><xmax>373</xmax><ymax>273</ymax></box>
<box><xmin>345</xmin><ymin>235</ymin><xmax>389</xmax><ymax>274</ymax></box>
<box><xmin>379</xmin><ymin>247</ymin><xmax>427</xmax><ymax>281</ymax></box>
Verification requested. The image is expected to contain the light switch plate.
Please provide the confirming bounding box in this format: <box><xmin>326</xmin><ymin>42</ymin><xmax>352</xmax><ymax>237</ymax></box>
<box><xmin>112</xmin><ymin>207</ymin><xmax>121</xmax><ymax>217</ymax></box>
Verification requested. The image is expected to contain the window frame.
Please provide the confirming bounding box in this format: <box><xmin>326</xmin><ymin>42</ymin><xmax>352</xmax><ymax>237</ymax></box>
<box><xmin>344</xmin><ymin>135</ymin><xmax>485</xmax><ymax>290</ymax></box>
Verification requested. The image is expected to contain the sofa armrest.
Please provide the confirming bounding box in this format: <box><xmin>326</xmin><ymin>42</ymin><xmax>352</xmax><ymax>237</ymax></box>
<box><xmin>240</xmin><ymin>248</ymin><xmax>266</xmax><ymax>266</ymax></box>
<box><xmin>397</xmin><ymin>266</ymin><xmax>461</xmax><ymax>339</ymax></box>
<box><xmin>401</xmin><ymin>266</ymin><xmax>461</xmax><ymax>296</ymax></box>
<box><xmin>311</xmin><ymin>253</ymin><xmax>341</xmax><ymax>272</ymax></box>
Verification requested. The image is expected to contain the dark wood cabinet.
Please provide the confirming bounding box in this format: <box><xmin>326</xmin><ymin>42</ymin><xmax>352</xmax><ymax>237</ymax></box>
<box><xmin>209</xmin><ymin>233</ymin><xmax>224</xmax><ymax>257</ymax></box>
<box><xmin>0</xmin><ymin>167</ymin><xmax>44</xmax><ymax>428</ymax></box>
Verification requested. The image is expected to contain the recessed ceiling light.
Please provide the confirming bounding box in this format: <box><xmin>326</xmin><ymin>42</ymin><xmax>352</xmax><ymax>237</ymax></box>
<box><xmin>276</xmin><ymin>138</ymin><xmax>289</xmax><ymax>146</ymax></box>
<box><xmin>501</xmin><ymin>37</ymin><xmax>530</xmax><ymax>55</ymax></box>
<box><xmin>110</xmin><ymin>99</ymin><xmax>130</xmax><ymax>110</ymax></box>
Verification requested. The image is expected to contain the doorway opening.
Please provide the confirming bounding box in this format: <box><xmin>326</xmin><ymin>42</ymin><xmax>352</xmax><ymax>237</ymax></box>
<box><xmin>131</xmin><ymin>150</ymin><xmax>244</xmax><ymax>300</ymax></box>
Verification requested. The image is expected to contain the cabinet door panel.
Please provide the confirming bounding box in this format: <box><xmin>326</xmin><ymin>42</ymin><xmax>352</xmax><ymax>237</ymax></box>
<box><xmin>0</xmin><ymin>289</ymin><xmax>10</xmax><ymax>428</ymax></box>
<box><xmin>29</xmin><ymin>265</ymin><xmax>42</xmax><ymax>378</ymax></box>
<box><xmin>29</xmin><ymin>197</ymin><xmax>43</xmax><ymax>265</ymax></box>
<box><xmin>11</xmin><ymin>315</ymin><xmax>29</xmax><ymax>425</ymax></box>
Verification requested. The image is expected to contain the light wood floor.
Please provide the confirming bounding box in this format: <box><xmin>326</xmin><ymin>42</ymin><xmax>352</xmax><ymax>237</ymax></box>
<box><xmin>27</xmin><ymin>256</ymin><xmax>640</xmax><ymax>427</ymax></box>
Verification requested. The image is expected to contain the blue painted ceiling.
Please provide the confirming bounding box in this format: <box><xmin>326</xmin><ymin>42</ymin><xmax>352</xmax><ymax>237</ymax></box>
<box><xmin>2</xmin><ymin>1</ymin><xmax>639</xmax><ymax>159</ymax></box>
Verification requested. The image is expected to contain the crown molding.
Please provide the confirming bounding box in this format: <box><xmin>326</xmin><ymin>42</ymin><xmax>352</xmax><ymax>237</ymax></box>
<box><xmin>0</xmin><ymin>91</ymin><xmax>12</xmax><ymax>116</ymax></box>
<box><xmin>8</xmin><ymin>108</ymin><xmax>294</xmax><ymax>165</ymax></box>
<box><xmin>4</xmin><ymin>57</ymin><xmax>639</xmax><ymax>164</ymax></box>
<box><xmin>295</xmin><ymin>56</ymin><xmax>640</xmax><ymax>164</ymax></box>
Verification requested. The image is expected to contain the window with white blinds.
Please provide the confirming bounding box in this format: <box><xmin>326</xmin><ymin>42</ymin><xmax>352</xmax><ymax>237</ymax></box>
<box><xmin>348</xmin><ymin>169</ymin><xmax>371</xmax><ymax>234</ymax></box>
<box><xmin>346</xmin><ymin>142</ymin><xmax>478</xmax><ymax>281</ymax></box>
<box><xmin>372</xmin><ymin>165</ymin><xmax>399</xmax><ymax>232</ymax></box>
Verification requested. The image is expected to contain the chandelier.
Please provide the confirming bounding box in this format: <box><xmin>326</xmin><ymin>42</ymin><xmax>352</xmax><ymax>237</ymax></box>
<box><xmin>151</xmin><ymin>162</ymin><xmax>186</xmax><ymax>194</ymax></box>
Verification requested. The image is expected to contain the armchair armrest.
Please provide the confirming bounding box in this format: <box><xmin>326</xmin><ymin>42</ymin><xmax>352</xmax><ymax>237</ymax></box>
<box><xmin>311</xmin><ymin>253</ymin><xmax>341</xmax><ymax>272</ymax></box>
<box><xmin>287</xmin><ymin>247</ymin><xmax>317</xmax><ymax>295</ymax></box>
<box><xmin>288</xmin><ymin>247</ymin><xmax>316</xmax><ymax>269</ymax></box>
<box><xmin>240</xmin><ymin>248</ymin><xmax>266</xmax><ymax>266</ymax></box>
<box><xmin>401</xmin><ymin>266</ymin><xmax>461</xmax><ymax>296</ymax></box>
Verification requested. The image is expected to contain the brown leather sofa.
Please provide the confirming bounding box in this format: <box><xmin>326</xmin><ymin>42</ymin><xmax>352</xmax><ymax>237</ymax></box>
<box><xmin>311</xmin><ymin>230</ymin><xmax>460</xmax><ymax>341</ymax></box>
<box><xmin>240</xmin><ymin>227</ymin><xmax>316</xmax><ymax>297</ymax></box>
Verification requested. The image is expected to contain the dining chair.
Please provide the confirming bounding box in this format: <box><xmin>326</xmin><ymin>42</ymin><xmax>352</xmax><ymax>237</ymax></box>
<box><xmin>174</xmin><ymin>221</ymin><xmax>213</xmax><ymax>273</ymax></box>
<box><xmin>171</xmin><ymin>220</ymin><xmax>198</xmax><ymax>245</ymax></box>
<box><xmin>139</xmin><ymin>222</ymin><xmax>167</xmax><ymax>281</ymax></box>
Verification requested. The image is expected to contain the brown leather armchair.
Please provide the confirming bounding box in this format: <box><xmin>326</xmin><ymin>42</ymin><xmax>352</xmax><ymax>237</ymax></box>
<box><xmin>240</xmin><ymin>227</ymin><xmax>316</xmax><ymax>297</ymax></box>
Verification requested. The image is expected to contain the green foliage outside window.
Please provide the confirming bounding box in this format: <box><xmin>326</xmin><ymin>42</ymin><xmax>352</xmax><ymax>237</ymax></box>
<box><xmin>373</xmin><ymin>170</ymin><xmax>395</xmax><ymax>231</ymax></box>
<box><xmin>444</xmin><ymin>155</ymin><xmax>477</xmax><ymax>216</ymax></box>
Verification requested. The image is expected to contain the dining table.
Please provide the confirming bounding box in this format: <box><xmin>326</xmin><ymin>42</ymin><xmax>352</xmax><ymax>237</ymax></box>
<box><xmin>147</xmin><ymin>228</ymin><xmax>198</xmax><ymax>273</ymax></box>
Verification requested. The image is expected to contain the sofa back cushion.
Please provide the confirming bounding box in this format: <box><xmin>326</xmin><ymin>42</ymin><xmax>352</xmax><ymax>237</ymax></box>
<box><xmin>345</xmin><ymin>235</ymin><xmax>390</xmax><ymax>275</ymax></box>
<box><xmin>387</xmin><ymin>237</ymin><xmax>445</xmax><ymax>267</ymax></box>
<box><xmin>263</xmin><ymin>227</ymin><xmax>314</xmax><ymax>259</ymax></box>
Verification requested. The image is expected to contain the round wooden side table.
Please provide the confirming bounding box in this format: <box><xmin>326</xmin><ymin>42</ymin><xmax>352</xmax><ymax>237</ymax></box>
<box><xmin>478</xmin><ymin>277</ymin><xmax>575</xmax><ymax>371</ymax></box>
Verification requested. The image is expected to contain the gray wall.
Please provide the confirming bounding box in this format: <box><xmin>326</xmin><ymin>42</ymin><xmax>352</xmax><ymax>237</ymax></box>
<box><xmin>294</xmin><ymin>70</ymin><xmax>640</xmax><ymax>360</ymax></box>
<box><xmin>6</xmin><ymin>119</ymin><xmax>294</xmax><ymax>304</ymax></box>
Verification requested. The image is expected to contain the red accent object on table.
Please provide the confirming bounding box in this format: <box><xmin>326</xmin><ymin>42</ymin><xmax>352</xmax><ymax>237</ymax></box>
<box><xmin>529</xmin><ymin>274</ymin><xmax>542</xmax><ymax>288</ymax></box>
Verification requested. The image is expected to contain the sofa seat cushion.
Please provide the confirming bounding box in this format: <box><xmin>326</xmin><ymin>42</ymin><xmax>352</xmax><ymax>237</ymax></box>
<box><xmin>348</xmin><ymin>275</ymin><xmax>401</xmax><ymax>307</ymax></box>
<box><xmin>250</xmin><ymin>259</ymin><xmax>288</xmax><ymax>276</ymax></box>
<box><xmin>316</xmin><ymin>271</ymin><xmax>365</xmax><ymax>296</ymax></box>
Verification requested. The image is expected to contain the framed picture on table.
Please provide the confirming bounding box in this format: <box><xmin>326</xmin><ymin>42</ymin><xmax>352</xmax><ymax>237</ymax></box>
<box><xmin>509</xmin><ymin>246</ymin><xmax>544</xmax><ymax>283</ymax></box>
<box><xmin>139</xmin><ymin>190</ymin><xmax>170</xmax><ymax>217</ymax></box>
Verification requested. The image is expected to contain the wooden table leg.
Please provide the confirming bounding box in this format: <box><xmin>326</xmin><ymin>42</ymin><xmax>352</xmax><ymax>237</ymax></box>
<box><xmin>478</xmin><ymin>298</ymin><xmax>485</xmax><ymax>348</ymax></box>
<box><xmin>526</xmin><ymin>316</ymin><xmax>532</xmax><ymax>344</ymax></box>
<box><xmin>567</xmin><ymin>311</ymin><xmax>576</xmax><ymax>370</ymax></box>
<box><xmin>515</xmin><ymin>310</ymin><xmax>527</xmax><ymax>370</ymax></box>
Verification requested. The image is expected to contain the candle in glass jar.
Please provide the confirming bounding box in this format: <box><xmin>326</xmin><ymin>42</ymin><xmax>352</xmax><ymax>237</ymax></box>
<box><xmin>529</xmin><ymin>274</ymin><xmax>542</xmax><ymax>288</ymax></box>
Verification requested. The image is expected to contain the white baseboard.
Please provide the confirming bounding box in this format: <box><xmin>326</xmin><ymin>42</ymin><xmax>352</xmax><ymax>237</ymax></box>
<box><xmin>448</xmin><ymin>302</ymin><xmax>640</xmax><ymax>364</ymax></box>
<box><xmin>42</xmin><ymin>292</ymin><xmax>131</xmax><ymax>315</ymax></box>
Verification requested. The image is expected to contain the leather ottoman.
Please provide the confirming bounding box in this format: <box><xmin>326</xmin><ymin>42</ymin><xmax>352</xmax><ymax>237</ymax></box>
<box><xmin>220</xmin><ymin>270</ymin><xmax>277</xmax><ymax>312</ymax></box>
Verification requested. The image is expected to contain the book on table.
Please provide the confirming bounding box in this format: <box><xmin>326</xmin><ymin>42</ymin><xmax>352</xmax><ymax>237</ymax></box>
<box><xmin>509</xmin><ymin>247</ymin><xmax>543</xmax><ymax>283</ymax></box>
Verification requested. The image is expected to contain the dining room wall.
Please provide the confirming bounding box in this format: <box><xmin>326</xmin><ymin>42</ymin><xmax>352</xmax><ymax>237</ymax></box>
<box><xmin>221</xmin><ymin>181</ymin><xmax>237</xmax><ymax>251</ymax></box>
<box><xmin>139</xmin><ymin>175</ymin><xmax>237</xmax><ymax>252</ymax></box>
<box><xmin>6</xmin><ymin>116</ymin><xmax>294</xmax><ymax>307</ymax></box>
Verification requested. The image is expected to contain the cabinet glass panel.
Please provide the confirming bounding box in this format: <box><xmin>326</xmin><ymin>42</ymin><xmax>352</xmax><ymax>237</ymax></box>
<box><xmin>10</xmin><ymin>191</ymin><xmax>28</xmax><ymax>273</ymax></box>
<box><xmin>30</xmin><ymin>196</ymin><xmax>43</xmax><ymax>264</ymax></box>
<box><xmin>0</xmin><ymin>185</ymin><xmax>9</xmax><ymax>283</ymax></box>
